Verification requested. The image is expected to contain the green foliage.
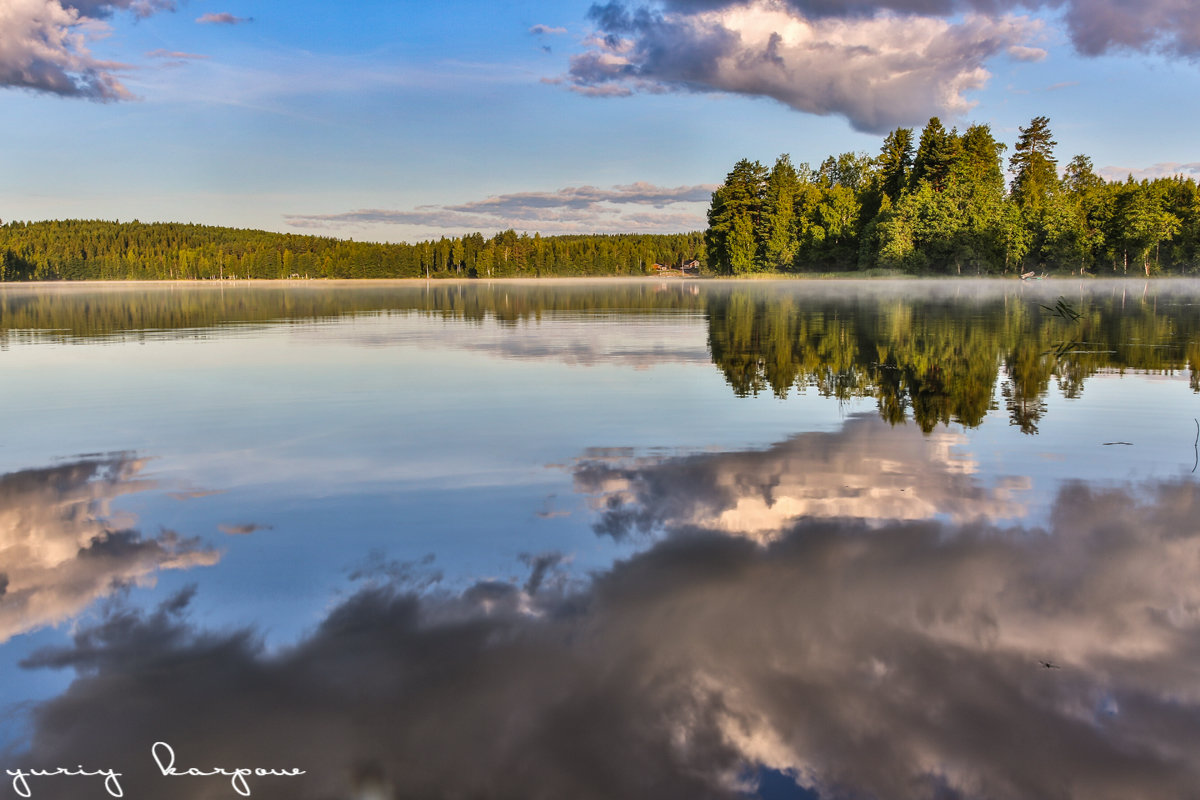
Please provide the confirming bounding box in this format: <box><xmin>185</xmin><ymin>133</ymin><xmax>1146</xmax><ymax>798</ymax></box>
<box><xmin>761</xmin><ymin>155</ymin><xmax>801</xmax><ymax>270</ymax></box>
<box><xmin>703</xmin><ymin>115</ymin><xmax>1199</xmax><ymax>276</ymax></box>
<box><xmin>705</xmin><ymin>288</ymin><xmax>1199</xmax><ymax>432</ymax></box>
<box><xmin>877</xmin><ymin>128</ymin><xmax>914</xmax><ymax>202</ymax></box>
<box><xmin>0</xmin><ymin>220</ymin><xmax>703</xmax><ymax>282</ymax></box>
<box><xmin>1009</xmin><ymin>115</ymin><xmax>1058</xmax><ymax>213</ymax></box>
<box><xmin>910</xmin><ymin>117</ymin><xmax>959</xmax><ymax>192</ymax></box>
<box><xmin>706</xmin><ymin>159</ymin><xmax>768</xmax><ymax>275</ymax></box>
<box><xmin>9</xmin><ymin>114</ymin><xmax>1200</xmax><ymax>282</ymax></box>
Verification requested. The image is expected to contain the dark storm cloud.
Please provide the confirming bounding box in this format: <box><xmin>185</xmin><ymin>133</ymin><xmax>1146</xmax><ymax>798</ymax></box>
<box><xmin>13</xmin><ymin>473</ymin><xmax>1200</xmax><ymax>800</ymax></box>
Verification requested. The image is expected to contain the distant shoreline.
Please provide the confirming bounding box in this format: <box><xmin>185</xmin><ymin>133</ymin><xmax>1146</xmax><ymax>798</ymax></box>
<box><xmin>4</xmin><ymin>273</ymin><xmax>1199</xmax><ymax>289</ymax></box>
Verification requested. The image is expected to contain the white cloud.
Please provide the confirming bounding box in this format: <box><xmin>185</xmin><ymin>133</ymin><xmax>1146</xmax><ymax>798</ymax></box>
<box><xmin>1006</xmin><ymin>44</ymin><xmax>1047</xmax><ymax>61</ymax></box>
<box><xmin>196</xmin><ymin>11</ymin><xmax>252</xmax><ymax>25</ymax></box>
<box><xmin>284</xmin><ymin>182</ymin><xmax>715</xmax><ymax>236</ymax></box>
<box><xmin>655</xmin><ymin>0</ymin><xmax>1200</xmax><ymax>58</ymax></box>
<box><xmin>1099</xmin><ymin>161</ymin><xmax>1200</xmax><ymax>182</ymax></box>
<box><xmin>145</xmin><ymin>48</ymin><xmax>209</xmax><ymax>60</ymax></box>
<box><xmin>0</xmin><ymin>0</ymin><xmax>133</xmax><ymax>99</ymax></box>
<box><xmin>564</xmin><ymin>1</ymin><xmax>1043</xmax><ymax>132</ymax></box>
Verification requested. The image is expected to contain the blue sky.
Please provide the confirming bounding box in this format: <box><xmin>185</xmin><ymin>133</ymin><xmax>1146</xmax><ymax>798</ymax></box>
<box><xmin>2</xmin><ymin>0</ymin><xmax>1199</xmax><ymax>242</ymax></box>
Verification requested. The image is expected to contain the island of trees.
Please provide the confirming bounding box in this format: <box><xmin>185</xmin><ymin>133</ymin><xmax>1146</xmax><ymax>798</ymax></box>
<box><xmin>0</xmin><ymin>116</ymin><xmax>1196</xmax><ymax>280</ymax></box>
<box><xmin>706</xmin><ymin>116</ymin><xmax>1199</xmax><ymax>276</ymax></box>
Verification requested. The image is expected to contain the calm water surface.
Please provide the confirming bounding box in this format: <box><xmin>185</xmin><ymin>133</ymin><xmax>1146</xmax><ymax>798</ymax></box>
<box><xmin>1</xmin><ymin>279</ymin><xmax>1198</xmax><ymax>800</ymax></box>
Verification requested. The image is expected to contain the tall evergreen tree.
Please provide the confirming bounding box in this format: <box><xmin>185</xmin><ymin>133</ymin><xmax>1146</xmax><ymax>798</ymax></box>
<box><xmin>1009</xmin><ymin>116</ymin><xmax>1059</xmax><ymax>212</ymax></box>
<box><xmin>877</xmin><ymin>127</ymin><xmax>914</xmax><ymax>202</ymax></box>
<box><xmin>954</xmin><ymin>124</ymin><xmax>1006</xmax><ymax>194</ymax></box>
<box><xmin>762</xmin><ymin>154</ymin><xmax>800</xmax><ymax>270</ymax></box>
<box><xmin>706</xmin><ymin>159</ymin><xmax>768</xmax><ymax>274</ymax></box>
<box><xmin>910</xmin><ymin>118</ymin><xmax>958</xmax><ymax>191</ymax></box>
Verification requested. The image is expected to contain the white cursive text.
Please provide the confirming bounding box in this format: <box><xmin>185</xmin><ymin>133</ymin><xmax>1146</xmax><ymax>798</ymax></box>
<box><xmin>6</xmin><ymin>765</ymin><xmax>124</xmax><ymax>798</ymax></box>
<box><xmin>151</xmin><ymin>741</ymin><xmax>305</xmax><ymax>797</ymax></box>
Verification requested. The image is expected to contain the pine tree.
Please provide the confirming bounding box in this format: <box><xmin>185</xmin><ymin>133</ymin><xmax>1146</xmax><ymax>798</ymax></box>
<box><xmin>705</xmin><ymin>159</ymin><xmax>767</xmax><ymax>274</ymax></box>
<box><xmin>762</xmin><ymin>155</ymin><xmax>800</xmax><ymax>270</ymax></box>
<box><xmin>877</xmin><ymin>127</ymin><xmax>914</xmax><ymax>202</ymax></box>
<box><xmin>910</xmin><ymin>118</ymin><xmax>958</xmax><ymax>191</ymax></box>
<box><xmin>1009</xmin><ymin>116</ymin><xmax>1058</xmax><ymax>212</ymax></box>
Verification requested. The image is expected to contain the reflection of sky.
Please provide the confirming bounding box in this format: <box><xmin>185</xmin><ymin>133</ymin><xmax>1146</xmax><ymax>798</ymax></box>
<box><xmin>1</xmin><ymin>283</ymin><xmax>1198</xmax><ymax>798</ymax></box>
<box><xmin>0</xmin><ymin>455</ymin><xmax>219</xmax><ymax>645</ymax></box>
<box><xmin>9</xmin><ymin>478</ymin><xmax>1200</xmax><ymax>800</ymax></box>
<box><xmin>574</xmin><ymin>415</ymin><xmax>1031</xmax><ymax>541</ymax></box>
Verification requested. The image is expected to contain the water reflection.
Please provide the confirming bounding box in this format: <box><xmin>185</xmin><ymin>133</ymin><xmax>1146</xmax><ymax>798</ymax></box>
<box><xmin>2</xmin><ymin>280</ymin><xmax>1196</xmax><ymax>435</ymax></box>
<box><xmin>12</xmin><ymin>477</ymin><xmax>1200</xmax><ymax>799</ymax></box>
<box><xmin>705</xmin><ymin>284</ymin><xmax>1200</xmax><ymax>433</ymax></box>
<box><xmin>3</xmin><ymin>280</ymin><xmax>1200</xmax><ymax>799</ymax></box>
<box><xmin>0</xmin><ymin>282</ymin><xmax>706</xmax><ymax>343</ymax></box>
<box><xmin>0</xmin><ymin>455</ymin><xmax>219</xmax><ymax>644</ymax></box>
<box><xmin>574</xmin><ymin>414</ymin><xmax>1030</xmax><ymax>541</ymax></box>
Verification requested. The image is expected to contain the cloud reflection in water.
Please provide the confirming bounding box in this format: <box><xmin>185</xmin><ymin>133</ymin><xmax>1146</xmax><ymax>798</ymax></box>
<box><xmin>12</xmin><ymin>471</ymin><xmax>1200</xmax><ymax>799</ymax></box>
<box><xmin>575</xmin><ymin>415</ymin><xmax>1031</xmax><ymax>541</ymax></box>
<box><xmin>0</xmin><ymin>455</ymin><xmax>220</xmax><ymax>645</ymax></box>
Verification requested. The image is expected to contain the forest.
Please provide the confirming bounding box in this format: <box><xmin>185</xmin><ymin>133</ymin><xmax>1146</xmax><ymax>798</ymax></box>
<box><xmin>0</xmin><ymin>222</ymin><xmax>703</xmax><ymax>281</ymax></box>
<box><xmin>706</xmin><ymin>116</ymin><xmax>1200</xmax><ymax>276</ymax></box>
<box><xmin>1</xmin><ymin>116</ymin><xmax>1198</xmax><ymax>280</ymax></box>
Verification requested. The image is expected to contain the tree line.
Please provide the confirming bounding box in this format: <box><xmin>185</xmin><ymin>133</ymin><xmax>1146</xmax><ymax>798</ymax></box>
<box><xmin>706</xmin><ymin>116</ymin><xmax>1200</xmax><ymax>276</ymax></box>
<box><xmin>3</xmin><ymin>116</ymin><xmax>1198</xmax><ymax>281</ymax></box>
<box><xmin>0</xmin><ymin>220</ymin><xmax>704</xmax><ymax>281</ymax></box>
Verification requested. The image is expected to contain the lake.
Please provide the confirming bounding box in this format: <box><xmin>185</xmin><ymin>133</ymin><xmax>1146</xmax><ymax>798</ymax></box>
<box><xmin>1</xmin><ymin>278</ymin><xmax>1198</xmax><ymax>800</ymax></box>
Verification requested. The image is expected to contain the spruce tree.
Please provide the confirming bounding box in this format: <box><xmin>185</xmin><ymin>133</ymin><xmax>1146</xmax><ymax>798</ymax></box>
<box><xmin>877</xmin><ymin>127</ymin><xmax>914</xmax><ymax>202</ymax></box>
<box><xmin>910</xmin><ymin>118</ymin><xmax>958</xmax><ymax>191</ymax></box>
<box><xmin>705</xmin><ymin>159</ymin><xmax>767</xmax><ymax>274</ymax></box>
<box><xmin>762</xmin><ymin>155</ymin><xmax>800</xmax><ymax>270</ymax></box>
<box><xmin>1009</xmin><ymin>116</ymin><xmax>1059</xmax><ymax>212</ymax></box>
